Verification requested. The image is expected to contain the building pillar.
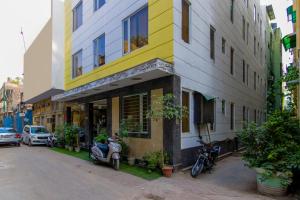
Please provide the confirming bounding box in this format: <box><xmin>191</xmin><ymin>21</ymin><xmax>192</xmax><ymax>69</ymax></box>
<box><xmin>163</xmin><ymin>75</ymin><xmax>181</xmax><ymax>167</ymax></box>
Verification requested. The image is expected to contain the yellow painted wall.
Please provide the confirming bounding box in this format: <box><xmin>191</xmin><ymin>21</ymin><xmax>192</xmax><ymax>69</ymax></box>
<box><xmin>111</xmin><ymin>89</ymin><xmax>164</xmax><ymax>159</ymax></box>
<box><xmin>64</xmin><ymin>0</ymin><xmax>174</xmax><ymax>90</ymax></box>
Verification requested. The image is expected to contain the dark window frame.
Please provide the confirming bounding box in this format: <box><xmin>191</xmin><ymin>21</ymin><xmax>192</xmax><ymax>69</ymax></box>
<box><xmin>210</xmin><ymin>25</ymin><xmax>216</xmax><ymax>60</ymax></box>
<box><xmin>182</xmin><ymin>0</ymin><xmax>191</xmax><ymax>43</ymax></box>
<box><xmin>93</xmin><ymin>33</ymin><xmax>106</xmax><ymax>68</ymax></box>
<box><xmin>94</xmin><ymin>0</ymin><xmax>105</xmax><ymax>11</ymax></box>
<box><xmin>73</xmin><ymin>1</ymin><xmax>83</xmax><ymax>32</ymax></box>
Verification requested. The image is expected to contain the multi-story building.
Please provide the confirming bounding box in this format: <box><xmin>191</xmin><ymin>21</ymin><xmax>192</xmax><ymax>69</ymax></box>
<box><xmin>0</xmin><ymin>78</ymin><xmax>23</xmax><ymax>127</ymax></box>
<box><xmin>53</xmin><ymin>0</ymin><xmax>274</xmax><ymax>167</ymax></box>
<box><xmin>23</xmin><ymin>0</ymin><xmax>65</xmax><ymax>132</ymax></box>
<box><xmin>282</xmin><ymin>0</ymin><xmax>300</xmax><ymax>116</ymax></box>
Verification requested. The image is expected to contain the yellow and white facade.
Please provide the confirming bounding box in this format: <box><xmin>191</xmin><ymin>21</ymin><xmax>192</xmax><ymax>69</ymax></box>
<box><xmin>53</xmin><ymin>0</ymin><xmax>272</xmax><ymax>167</ymax></box>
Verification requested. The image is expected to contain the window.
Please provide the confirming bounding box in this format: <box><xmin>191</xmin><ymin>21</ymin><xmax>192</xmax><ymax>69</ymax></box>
<box><xmin>253</xmin><ymin>4</ymin><xmax>256</xmax><ymax>22</ymax></box>
<box><xmin>247</xmin><ymin>64</ymin><xmax>249</xmax><ymax>85</ymax></box>
<box><xmin>204</xmin><ymin>99</ymin><xmax>216</xmax><ymax>131</ymax></box>
<box><xmin>254</xmin><ymin>36</ymin><xmax>256</xmax><ymax>55</ymax></box>
<box><xmin>210</xmin><ymin>25</ymin><xmax>216</xmax><ymax>60</ymax></box>
<box><xmin>72</xmin><ymin>50</ymin><xmax>83</xmax><ymax>78</ymax></box>
<box><xmin>182</xmin><ymin>91</ymin><xmax>190</xmax><ymax>133</ymax></box>
<box><xmin>243</xmin><ymin>106</ymin><xmax>246</xmax><ymax>127</ymax></box>
<box><xmin>93</xmin><ymin>34</ymin><xmax>105</xmax><ymax>68</ymax></box>
<box><xmin>246</xmin><ymin>22</ymin><xmax>249</xmax><ymax>44</ymax></box>
<box><xmin>230</xmin><ymin>103</ymin><xmax>235</xmax><ymax>130</ymax></box>
<box><xmin>222</xmin><ymin>37</ymin><xmax>226</xmax><ymax>54</ymax></box>
<box><xmin>254</xmin><ymin>109</ymin><xmax>257</xmax><ymax>123</ymax></box>
<box><xmin>122</xmin><ymin>93</ymin><xmax>148</xmax><ymax>136</ymax></box>
<box><xmin>260</xmin><ymin>20</ymin><xmax>262</xmax><ymax>35</ymax></box>
<box><xmin>222</xmin><ymin>99</ymin><xmax>226</xmax><ymax>114</ymax></box>
<box><xmin>230</xmin><ymin>0</ymin><xmax>234</xmax><ymax>23</ymax></box>
<box><xmin>254</xmin><ymin>71</ymin><xmax>256</xmax><ymax>90</ymax></box>
<box><xmin>182</xmin><ymin>0</ymin><xmax>190</xmax><ymax>43</ymax></box>
<box><xmin>73</xmin><ymin>1</ymin><xmax>83</xmax><ymax>31</ymax></box>
<box><xmin>230</xmin><ymin>47</ymin><xmax>234</xmax><ymax>75</ymax></box>
<box><xmin>123</xmin><ymin>6</ymin><xmax>148</xmax><ymax>54</ymax></box>
<box><xmin>242</xmin><ymin>16</ymin><xmax>245</xmax><ymax>41</ymax></box>
<box><xmin>242</xmin><ymin>60</ymin><xmax>246</xmax><ymax>83</ymax></box>
<box><xmin>94</xmin><ymin>0</ymin><xmax>105</xmax><ymax>11</ymax></box>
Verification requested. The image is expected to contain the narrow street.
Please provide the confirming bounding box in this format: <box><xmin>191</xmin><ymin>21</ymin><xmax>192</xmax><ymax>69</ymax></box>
<box><xmin>0</xmin><ymin>146</ymin><xmax>292</xmax><ymax>200</ymax></box>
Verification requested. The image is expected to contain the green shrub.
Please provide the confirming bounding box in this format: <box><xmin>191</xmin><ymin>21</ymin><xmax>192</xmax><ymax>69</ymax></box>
<box><xmin>95</xmin><ymin>133</ymin><xmax>108</xmax><ymax>143</ymax></box>
<box><xmin>239</xmin><ymin>111</ymin><xmax>300</xmax><ymax>186</ymax></box>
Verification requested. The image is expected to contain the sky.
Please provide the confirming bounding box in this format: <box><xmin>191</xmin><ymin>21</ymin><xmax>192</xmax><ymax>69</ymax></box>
<box><xmin>0</xmin><ymin>0</ymin><xmax>51</xmax><ymax>84</ymax></box>
<box><xmin>0</xmin><ymin>0</ymin><xmax>295</xmax><ymax>84</ymax></box>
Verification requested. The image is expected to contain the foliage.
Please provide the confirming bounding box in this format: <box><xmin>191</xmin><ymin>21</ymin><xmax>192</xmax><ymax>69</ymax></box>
<box><xmin>239</xmin><ymin>111</ymin><xmax>300</xmax><ymax>186</ymax></box>
<box><xmin>119</xmin><ymin>119</ymin><xmax>129</xmax><ymax>138</ymax></box>
<box><xmin>51</xmin><ymin>147</ymin><xmax>90</xmax><ymax>161</ymax></box>
<box><xmin>94</xmin><ymin>132</ymin><xmax>108</xmax><ymax>144</ymax></box>
<box><xmin>143</xmin><ymin>151</ymin><xmax>170</xmax><ymax>171</ymax></box>
<box><xmin>64</xmin><ymin>124</ymin><xmax>80</xmax><ymax>147</ymax></box>
<box><xmin>147</xmin><ymin>93</ymin><xmax>189</xmax><ymax>121</ymax></box>
<box><xmin>120</xmin><ymin>163</ymin><xmax>161</xmax><ymax>180</ymax></box>
<box><xmin>54</xmin><ymin>125</ymin><xmax>65</xmax><ymax>147</ymax></box>
<box><xmin>282</xmin><ymin>67</ymin><xmax>299</xmax><ymax>93</ymax></box>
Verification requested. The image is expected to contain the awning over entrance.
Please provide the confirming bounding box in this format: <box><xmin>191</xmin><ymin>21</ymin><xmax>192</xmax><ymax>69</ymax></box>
<box><xmin>25</xmin><ymin>88</ymin><xmax>64</xmax><ymax>104</ymax></box>
<box><xmin>52</xmin><ymin>59</ymin><xmax>174</xmax><ymax>102</ymax></box>
<box><xmin>282</xmin><ymin>33</ymin><xmax>297</xmax><ymax>51</ymax></box>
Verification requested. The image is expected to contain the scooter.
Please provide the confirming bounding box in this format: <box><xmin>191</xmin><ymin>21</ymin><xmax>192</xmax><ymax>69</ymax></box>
<box><xmin>91</xmin><ymin>137</ymin><xmax>122</xmax><ymax>170</ymax></box>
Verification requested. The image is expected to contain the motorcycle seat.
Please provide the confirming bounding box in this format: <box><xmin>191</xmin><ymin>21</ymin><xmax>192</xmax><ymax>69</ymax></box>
<box><xmin>97</xmin><ymin>143</ymin><xmax>109</xmax><ymax>158</ymax></box>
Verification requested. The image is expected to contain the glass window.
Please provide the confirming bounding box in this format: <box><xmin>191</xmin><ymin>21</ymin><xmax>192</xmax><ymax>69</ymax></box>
<box><xmin>94</xmin><ymin>0</ymin><xmax>105</xmax><ymax>11</ymax></box>
<box><xmin>254</xmin><ymin>36</ymin><xmax>256</xmax><ymax>55</ymax></box>
<box><xmin>243</xmin><ymin>106</ymin><xmax>246</xmax><ymax>128</ymax></box>
<box><xmin>247</xmin><ymin>22</ymin><xmax>249</xmax><ymax>44</ymax></box>
<box><xmin>182</xmin><ymin>91</ymin><xmax>190</xmax><ymax>133</ymax></box>
<box><xmin>222</xmin><ymin>99</ymin><xmax>226</xmax><ymax>114</ymax></box>
<box><xmin>242</xmin><ymin>16</ymin><xmax>245</xmax><ymax>40</ymax></box>
<box><xmin>243</xmin><ymin>60</ymin><xmax>246</xmax><ymax>83</ymax></box>
<box><xmin>210</xmin><ymin>25</ymin><xmax>216</xmax><ymax>60</ymax></box>
<box><xmin>230</xmin><ymin>103</ymin><xmax>235</xmax><ymax>130</ymax></box>
<box><xmin>123</xmin><ymin>6</ymin><xmax>148</xmax><ymax>54</ymax></box>
<box><xmin>253</xmin><ymin>4</ymin><xmax>256</xmax><ymax>22</ymax></box>
<box><xmin>182</xmin><ymin>0</ymin><xmax>190</xmax><ymax>43</ymax></box>
<box><xmin>247</xmin><ymin>64</ymin><xmax>249</xmax><ymax>85</ymax></box>
<box><xmin>123</xmin><ymin>93</ymin><xmax>148</xmax><ymax>135</ymax></box>
<box><xmin>254</xmin><ymin>71</ymin><xmax>257</xmax><ymax>90</ymax></box>
<box><xmin>230</xmin><ymin>47</ymin><xmax>234</xmax><ymax>75</ymax></box>
<box><xmin>73</xmin><ymin>1</ymin><xmax>83</xmax><ymax>31</ymax></box>
<box><xmin>230</xmin><ymin>0</ymin><xmax>234</xmax><ymax>23</ymax></box>
<box><xmin>93</xmin><ymin>34</ymin><xmax>105</xmax><ymax>68</ymax></box>
<box><xmin>72</xmin><ymin>50</ymin><xmax>83</xmax><ymax>78</ymax></box>
<box><xmin>222</xmin><ymin>37</ymin><xmax>226</xmax><ymax>54</ymax></box>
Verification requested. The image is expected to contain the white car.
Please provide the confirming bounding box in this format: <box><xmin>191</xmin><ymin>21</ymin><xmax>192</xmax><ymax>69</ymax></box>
<box><xmin>22</xmin><ymin>125</ymin><xmax>51</xmax><ymax>146</ymax></box>
<box><xmin>0</xmin><ymin>127</ymin><xmax>21</xmax><ymax>146</ymax></box>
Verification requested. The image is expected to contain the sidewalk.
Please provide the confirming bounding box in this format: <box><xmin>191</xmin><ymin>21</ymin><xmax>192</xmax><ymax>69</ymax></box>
<box><xmin>129</xmin><ymin>155</ymin><xmax>295</xmax><ymax>200</ymax></box>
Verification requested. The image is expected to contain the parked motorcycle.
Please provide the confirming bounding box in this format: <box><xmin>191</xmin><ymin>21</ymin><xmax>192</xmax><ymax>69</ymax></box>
<box><xmin>91</xmin><ymin>137</ymin><xmax>122</xmax><ymax>170</ymax></box>
<box><xmin>46</xmin><ymin>134</ymin><xmax>57</xmax><ymax>148</ymax></box>
<box><xmin>191</xmin><ymin>138</ymin><xmax>221</xmax><ymax>178</ymax></box>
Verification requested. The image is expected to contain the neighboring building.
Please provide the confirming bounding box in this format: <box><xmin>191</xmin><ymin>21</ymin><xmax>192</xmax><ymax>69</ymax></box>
<box><xmin>53</xmin><ymin>0</ymin><xmax>273</xmax><ymax>167</ymax></box>
<box><xmin>282</xmin><ymin>0</ymin><xmax>300</xmax><ymax>116</ymax></box>
<box><xmin>0</xmin><ymin>78</ymin><xmax>23</xmax><ymax>127</ymax></box>
<box><xmin>23</xmin><ymin>0</ymin><xmax>65</xmax><ymax>132</ymax></box>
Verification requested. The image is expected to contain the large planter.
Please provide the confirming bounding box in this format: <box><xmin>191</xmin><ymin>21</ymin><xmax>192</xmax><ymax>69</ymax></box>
<box><xmin>256</xmin><ymin>169</ymin><xmax>291</xmax><ymax>196</ymax></box>
<box><xmin>162</xmin><ymin>166</ymin><xmax>173</xmax><ymax>177</ymax></box>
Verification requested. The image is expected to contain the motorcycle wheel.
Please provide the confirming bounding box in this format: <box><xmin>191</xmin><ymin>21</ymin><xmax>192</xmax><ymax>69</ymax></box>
<box><xmin>112</xmin><ymin>159</ymin><xmax>120</xmax><ymax>170</ymax></box>
<box><xmin>191</xmin><ymin>158</ymin><xmax>204</xmax><ymax>178</ymax></box>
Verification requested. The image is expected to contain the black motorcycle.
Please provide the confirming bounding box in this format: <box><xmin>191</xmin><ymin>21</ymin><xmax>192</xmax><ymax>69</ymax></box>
<box><xmin>191</xmin><ymin>139</ymin><xmax>221</xmax><ymax>178</ymax></box>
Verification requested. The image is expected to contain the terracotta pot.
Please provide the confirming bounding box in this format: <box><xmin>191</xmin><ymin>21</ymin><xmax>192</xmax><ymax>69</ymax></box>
<box><xmin>162</xmin><ymin>166</ymin><xmax>173</xmax><ymax>177</ymax></box>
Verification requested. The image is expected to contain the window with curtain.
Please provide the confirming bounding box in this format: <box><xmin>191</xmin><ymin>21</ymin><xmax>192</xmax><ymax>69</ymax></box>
<box><xmin>122</xmin><ymin>93</ymin><xmax>148</xmax><ymax>136</ymax></box>
<box><xmin>182</xmin><ymin>91</ymin><xmax>190</xmax><ymax>133</ymax></box>
<box><xmin>72</xmin><ymin>50</ymin><xmax>83</xmax><ymax>78</ymax></box>
<box><xmin>123</xmin><ymin>6</ymin><xmax>148</xmax><ymax>54</ymax></box>
<box><xmin>73</xmin><ymin>1</ymin><xmax>83</xmax><ymax>31</ymax></box>
<box><xmin>93</xmin><ymin>34</ymin><xmax>105</xmax><ymax>68</ymax></box>
<box><xmin>182</xmin><ymin>0</ymin><xmax>190</xmax><ymax>43</ymax></box>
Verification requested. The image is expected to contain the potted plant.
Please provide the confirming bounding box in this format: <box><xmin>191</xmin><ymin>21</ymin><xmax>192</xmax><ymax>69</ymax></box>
<box><xmin>146</xmin><ymin>93</ymin><xmax>188</xmax><ymax>177</ymax></box>
<box><xmin>239</xmin><ymin>111</ymin><xmax>300</xmax><ymax>196</ymax></box>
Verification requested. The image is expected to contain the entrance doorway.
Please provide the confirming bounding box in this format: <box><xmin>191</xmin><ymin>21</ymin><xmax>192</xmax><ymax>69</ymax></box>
<box><xmin>92</xmin><ymin>99</ymin><xmax>107</xmax><ymax>136</ymax></box>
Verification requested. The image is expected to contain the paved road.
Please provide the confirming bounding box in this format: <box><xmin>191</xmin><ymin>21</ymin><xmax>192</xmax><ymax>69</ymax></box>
<box><xmin>0</xmin><ymin>145</ymin><xmax>293</xmax><ymax>200</ymax></box>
